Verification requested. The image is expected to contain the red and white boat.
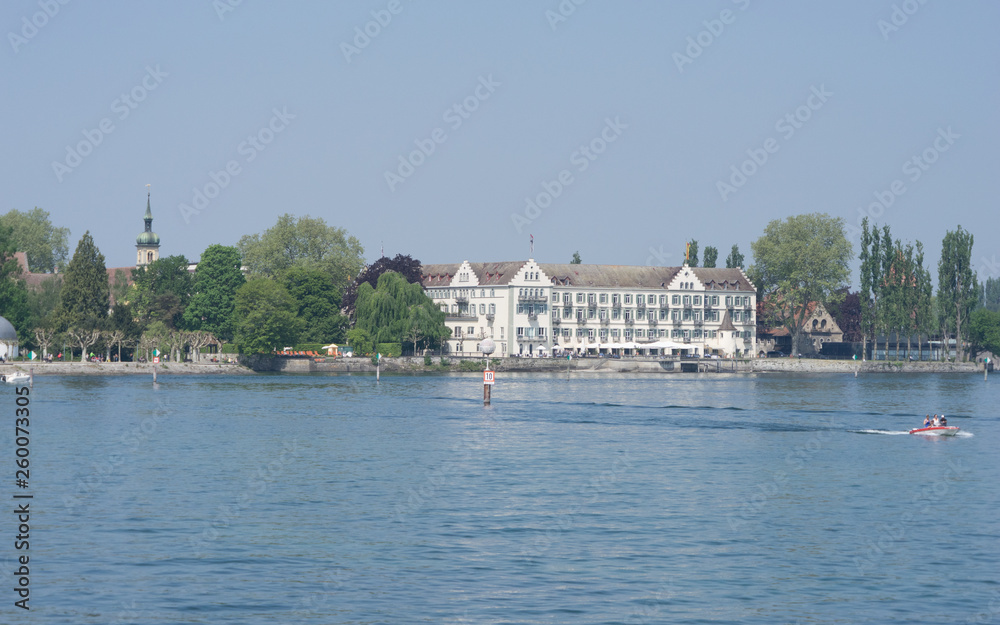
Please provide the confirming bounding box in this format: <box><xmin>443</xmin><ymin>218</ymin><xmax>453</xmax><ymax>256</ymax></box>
<box><xmin>909</xmin><ymin>426</ymin><xmax>960</xmax><ymax>436</ymax></box>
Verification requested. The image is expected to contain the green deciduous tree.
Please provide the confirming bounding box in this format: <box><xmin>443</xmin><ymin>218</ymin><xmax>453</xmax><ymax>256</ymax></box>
<box><xmin>56</xmin><ymin>231</ymin><xmax>109</xmax><ymax>331</ymax></box>
<box><xmin>981</xmin><ymin>277</ymin><xmax>1000</xmax><ymax>312</ymax></box>
<box><xmin>0</xmin><ymin>207</ymin><xmax>69</xmax><ymax>273</ymax></box>
<box><xmin>570</xmin><ymin>251</ymin><xmax>582</xmax><ymax>264</ymax></box>
<box><xmin>237</xmin><ymin>214</ymin><xmax>364</xmax><ymax>288</ymax></box>
<box><xmin>749</xmin><ymin>213</ymin><xmax>852</xmax><ymax>355</ymax></box>
<box><xmin>938</xmin><ymin>225</ymin><xmax>977</xmax><ymax>361</ymax></box>
<box><xmin>130</xmin><ymin>255</ymin><xmax>193</xmax><ymax>329</ymax></box>
<box><xmin>0</xmin><ymin>223</ymin><xmax>32</xmax><ymax>342</ymax></box>
<box><xmin>341</xmin><ymin>253</ymin><xmax>423</xmax><ymax>317</ymax></box>
<box><xmin>353</xmin><ymin>271</ymin><xmax>449</xmax><ymax>350</ymax></box>
<box><xmin>968</xmin><ymin>308</ymin><xmax>1000</xmax><ymax>360</ymax></box>
<box><xmin>233</xmin><ymin>278</ymin><xmax>302</xmax><ymax>354</ymax></box>
<box><xmin>725</xmin><ymin>244</ymin><xmax>744</xmax><ymax>269</ymax></box>
<box><xmin>280</xmin><ymin>265</ymin><xmax>348</xmax><ymax>344</ymax></box>
<box><xmin>182</xmin><ymin>244</ymin><xmax>245</xmax><ymax>341</ymax></box>
<box><xmin>346</xmin><ymin>327</ymin><xmax>374</xmax><ymax>356</ymax></box>
<box><xmin>703</xmin><ymin>246</ymin><xmax>718</xmax><ymax>268</ymax></box>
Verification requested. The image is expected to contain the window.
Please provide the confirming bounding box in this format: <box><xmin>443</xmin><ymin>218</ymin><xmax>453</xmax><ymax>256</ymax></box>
<box><xmin>538</xmin><ymin>328</ymin><xmax>546</xmax><ymax>338</ymax></box>
<box><xmin>468</xmin><ymin>326</ymin><xmax>475</xmax><ymax>335</ymax></box>
<box><xmin>693</xmin><ymin>310</ymin><xmax>701</xmax><ymax>321</ymax></box>
<box><xmin>611</xmin><ymin>328</ymin><xmax>620</xmax><ymax>338</ymax></box>
<box><xmin>659</xmin><ymin>309</ymin><xmax>668</xmax><ymax>320</ymax></box>
<box><xmin>588</xmin><ymin>294</ymin><xmax>596</xmax><ymax>305</ymax></box>
<box><xmin>734</xmin><ymin>311</ymin><xmax>742</xmax><ymax>322</ymax></box>
<box><xmin>694</xmin><ymin>295</ymin><xmax>701</xmax><ymax>306</ymax></box>
<box><xmin>500</xmin><ymin>327</ymin><xmax>504</xmax><ymax>338</ymax></box>
<box><xmin>683</xmin><ymin>295</ymin><xmax>691</xmax><ymax>306</ymax></box>
<box><xmin>612</xmin><ymin>308</ymin><xmax>621</xmax><ymax>320</ymax></box>
<box><xmin>455</xmin><ymin>327</ymin><xmax>462</xmax><ymax>337</ymax></box>
<box><xmin>576</xmin><ymin>293</ymin><xmax>585</xmax><ymax>303</ymax></box>
<box><xmin>612</xmin><ymin>294</ymin><xmax>621</xmax><ymax>306</ymax></box>
<box><xmin>577</xmin><ymin>309</ymin><xmax>584</xmax><ymax>320</ymax></box>
<box><xmin>587</xmin><ymin>329</ymin><xmax>595</xmax><ymax>340</ymax></box>
<box><xmin>725</xmin><ymin>296</ymin><xmax>733</xmax><ymax>307</ymax></box>
<box><xmin>517</xmin><ymin>304</ymin><xmax>524</xmax><ymax>314</ymax></box>
<box><xmin>491</xmin><ymin>289</ymin><xmax>495</xmax><ymax>297</ymax></box>
<box><xmin>672</xmin><ymin>295</ymin><xmax>680</xmax><ymax>306</ymax></box>
<box><xmin>480</xmin><ymin>290</ymin><xmax>485</xmax><ymax>298</ymax></box>
<box><xmin>625</xmin><ymin>294</ymin><xmax>633</xmax><ymax>305</ymax></box>
<box><xmin>683</xmin><ymin>309</ymin><xmax>691</xmax><ymax>321</ymax></box>
<box><xmin>479</xmin><ymin>304</ymin><xmax>486</xmax><ymax>315</ymax></box>
<box><xmin>562</xmin><ymin>328</ymin><xmax>570</xmax><ymax>338</ymax></box>
<box><xmin>712</xmin><ymin>295</ymin><xmax>719</xmax><ymax>306</ymax></box>
<box><xmin>599</xmin><ymin>293</ymin><xmax>608</xmax><ymax>304</ymax></box>
<box><xmin>624</xmin><ymin>310</ymin><xmax>632</xmax><ymax>321</ymax></box>
<box><xmin>624</xmin><ymin>329</ymin><xmax>633</xmax><ymax>340</ymax></box>
<box><xmin>672</xmin><ymin>310</ymin><xmax>680</xmax><ymax>321</ymax></box>
<box><xmin>588</xmin><ymin>308</ymin><xmax>596</xmax><ymax>319</ymax></box>
<box><xmin>648</xmin><ymin>311</ymin><xmax>655</xmax><ymax>321</ymax></box>
<box><xmin>564</xmin><ymin>307</ymin><xmax>572</xmax><ymax>318</ymax></box>
<box><xmin>599</xmin><ymin>329</ymin><xmax>608</xmax><ymax>340</ymax></box>
<box><xmin>648</xmin><ymin>294</ymin><xmax>656</xmax><ymax>305</ymax></box>
<box><xmin>660</xmin><ymin>294</ymin><xmax>667</xmax><ymax>306</ymax></box>
<box><xmin>599</xmin><ymin>308</ymin><xmax>608</xmax><ymax>319</ymax></box>
<box><xmin>489</xmin><ymin>303</ymin><xmax>495</xmax><ymax>314</ymax></box>
<box><xmin>516</xmin><ymin>327</ymin><xmax>524</xmax><ymax>337</ymax></box>
<box><xmin>576</xmin><ymin>329</ymin><xmax>585</xmax><ymax>337</ymax></box>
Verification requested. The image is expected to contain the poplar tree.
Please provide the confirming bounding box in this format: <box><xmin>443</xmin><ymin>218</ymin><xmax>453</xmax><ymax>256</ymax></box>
<box><xmin>938</xmin><ymin>226</ymin><xmax>977</xmax><ymax>361</ymax></box>
<box><xmin>859</xmin><ymin>218</ymin><xmax>873</xmax><ymax>359</ymax></box>
<box><xmin>725</xmin><ymin>244</ymin><xmax>744</xmax><ymax>269</ymax></box>
<box><xmin>703</xmin><ymin>246</ymin><xmax>719</xmax><ymax>268</ymax></box>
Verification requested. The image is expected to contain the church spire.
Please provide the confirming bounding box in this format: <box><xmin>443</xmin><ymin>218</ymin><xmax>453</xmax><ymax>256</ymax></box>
<box><xmin>136</xmin><ymin>185</ymin><xmax>160</xmax><ymax>267</ymax></box>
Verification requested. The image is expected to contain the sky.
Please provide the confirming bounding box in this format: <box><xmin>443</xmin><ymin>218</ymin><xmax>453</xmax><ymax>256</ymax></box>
<box><xmin>3</xmin><ymin>1</ymin><xmax>998</xmax><ymax>286</ymax></box>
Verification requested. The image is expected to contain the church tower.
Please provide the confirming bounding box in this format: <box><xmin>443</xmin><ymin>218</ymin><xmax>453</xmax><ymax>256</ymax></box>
<box><xmin>135</xmin><ymin>191</ymin><xmax>160</xmax><ymax>267</ymax></box>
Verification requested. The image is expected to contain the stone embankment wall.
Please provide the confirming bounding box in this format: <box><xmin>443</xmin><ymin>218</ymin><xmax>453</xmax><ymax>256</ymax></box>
<box><xmin>0</xmin><ymin>361</ymin><xmax>251</xmax><ymax>376</ymax></box>
<box><xmin>746</xmin><ymin>359</ymin><xmax>980</xmax><ymax>373</ymax></box>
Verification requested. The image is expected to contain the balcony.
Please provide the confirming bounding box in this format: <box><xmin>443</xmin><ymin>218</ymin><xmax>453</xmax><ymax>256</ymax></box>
<box><xmin>527</xmin><ymin>311</ymin><xmax>538</xmax><ymax>320</ymax></box>
<box><xmin>552</xmin><ymin>317</ymin><xmax>561</xmax><ymax>324</ymax></box>
<box><xmin>624</xmin><ymin>318</ymin><xmax>634</xmax><ymax>325</ymax></box>
<box><xmin>647</xmin><ymin>318</ymin><xmax>657</xmax><ymax>326</ymax></box>
<box><xmin>486</xmin><ymin>313</ymin><xmax>495</xmax><ymax>321</ymax></box>
<box><xmin>600</xmin><ymin>317</ymin><xmax>610</xmax><ymax>325</ymax></box>
<box><xmin>577</xmin><ymin>317</ymin><xmax>588</xmax><ymax>325</ymax></box>
<box><xmin>445</xmin><ymin>313</ymin><xmax>477</xmax><ymax>321</ymax></box>
<box><xmin>454</xmin><ymin>295</ymin><xmax>468</xmax><ymax>303</ymax></box>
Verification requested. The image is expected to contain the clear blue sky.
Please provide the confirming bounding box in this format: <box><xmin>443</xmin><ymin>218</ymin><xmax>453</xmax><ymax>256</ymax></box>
<box><xmin>3</xmin><ymin>1</ymin><xmax>998</xmax><ymax>286</ymax></box>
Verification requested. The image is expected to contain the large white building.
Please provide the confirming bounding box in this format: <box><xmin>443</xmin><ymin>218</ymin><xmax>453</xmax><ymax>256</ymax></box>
<box><xmin>421</xmin><ymin>260</ymin><xmax>757</xmax><ymax>358</ymax></box>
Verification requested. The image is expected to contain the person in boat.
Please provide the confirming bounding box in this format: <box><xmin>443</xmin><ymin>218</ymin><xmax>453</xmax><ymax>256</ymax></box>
<box><xmin>923</xmin><ymin>415</ymin><xmax>932</xmax><ymax>428</ymax></box>
<box><xmin>932</xmin><ymin>415</ymin><xmax>940</xmax><ymax>426</ymax></box>
<box><xmin>939</xmin><ymin>416</ymin><xmax>947</xmax><ymax>426</ymax></box>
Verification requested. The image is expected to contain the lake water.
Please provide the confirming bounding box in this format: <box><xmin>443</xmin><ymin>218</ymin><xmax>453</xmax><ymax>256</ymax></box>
<box><xmin>13</xmin><ymin>372</ymin><xmax>1000</xmax><ymax>623</ymax></box>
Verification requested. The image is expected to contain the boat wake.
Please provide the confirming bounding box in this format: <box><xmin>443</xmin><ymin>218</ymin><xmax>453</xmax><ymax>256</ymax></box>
<box><xmin>854</xmin><ymin>429</ymin><xmax>910</xmax><ymax>435</ymax></box>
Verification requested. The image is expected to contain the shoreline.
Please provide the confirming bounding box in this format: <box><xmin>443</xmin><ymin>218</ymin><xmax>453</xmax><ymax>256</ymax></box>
<box><xmin>0</xmin><ymin>361</ymin><xmax>253</xmax><ymax>376</ymax></box>
<box><xmin>1</xmin><ymin>358</ymin><xmax>981</xmax><ymax>376</ymax></box>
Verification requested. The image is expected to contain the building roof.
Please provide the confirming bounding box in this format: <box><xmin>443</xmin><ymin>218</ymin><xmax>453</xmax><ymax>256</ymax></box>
<box><xmin>0</xmin><ymin>316</ymin><xmax>16</xmax><ymax>342</ymax></box>
<box><xmin>421</xmin><ymin>260</ymin><xmax>754</xmax><ymax>291</ymax></box>
<box><xmin>718</xmin><ymin>310</ymin><xmax>736</xmax><ymax>332</ymax></box>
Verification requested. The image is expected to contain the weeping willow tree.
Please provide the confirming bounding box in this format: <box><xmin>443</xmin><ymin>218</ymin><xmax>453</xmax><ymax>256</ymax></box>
<box><xmin>353</xmin><ymin>271</ymin><xmax>450</xmax><ymax>352</ymax></box>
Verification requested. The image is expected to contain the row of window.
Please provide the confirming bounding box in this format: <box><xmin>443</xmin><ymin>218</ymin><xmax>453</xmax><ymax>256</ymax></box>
<box><xmin>453</xmin><ymin>326</ymin><xmax>502</xmax><ymax>339</ymax></box>
<box><xmin>552</xmin><ymin>308</ymin><xmax>752</xmax><ymax>323</ymax></box>
<box><xmin>553</xmin><ymin>328</ymin><xmax>736</xmax><ymax>340</ymax></box>
<box><xmin>434</xmin><ymin>289</ymin><xmax>753</xmax><ymax>310</ymax></box>
<box><xmin>515</xmin><ymin>327</ymin><xmax>547</xmax><ymax>338</ymax></box>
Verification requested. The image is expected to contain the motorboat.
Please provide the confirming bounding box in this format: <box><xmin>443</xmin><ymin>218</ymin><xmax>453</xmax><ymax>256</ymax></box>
<box><xmin>1</xmin><ymin>373</ymin><xmax>30</xmax><ymax>384</ymax></box>
<box><xmin>909</xmin><ymin>425</ymin><xmax>960</xmax><ymax>436</ymax></box>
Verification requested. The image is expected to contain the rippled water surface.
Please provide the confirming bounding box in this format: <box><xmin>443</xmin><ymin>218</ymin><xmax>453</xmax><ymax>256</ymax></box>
<box><xmin>15</xmin><ymin>372</ymin><xmax>1000</xmax><ymax>623</ymax></box>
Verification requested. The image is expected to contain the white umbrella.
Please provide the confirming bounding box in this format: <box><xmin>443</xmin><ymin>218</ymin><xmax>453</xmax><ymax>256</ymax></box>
<box><xmin>321</xmin><ymin>343</ymin><xmax>339</xmax><ymax>350</ymax></box>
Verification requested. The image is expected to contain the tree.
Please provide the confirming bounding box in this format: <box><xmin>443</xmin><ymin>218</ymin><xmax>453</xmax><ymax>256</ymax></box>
<box><xmin>938</xmin><ymin>226</ymin><xmax>977</xmax><ymax>361</ymax></box>
<box><xmin>570</xmin><ymin>251</ymin><xmax>582</xmax><ymax>264</ymax></box>
<box><xmin>56</xmin><ymin>232</ymin><xmax>109</xmax><ymax>331</ymax></box>
<box><xmin>858</xmin><ymin>218</ymin><xmax>874</xmax><ymax>359</ymax></box>
<box><xmin>237</xmin><ymin>214</ymin><xmax>364</xmax><ymax>288</ymax></box>
<box><xmin>725</xmin><ymin>244</ymin><xmax>744</xmax><ymax>269</ymax></box>
<box><xmin>913</xmin><ymin>241</ymin><xmax>933</xmax><ymax>360</ymax></box>
<box><xmin>685</xmin><ymin>240</ymin><xmax>699</xmax><ymax>267</ymax></box>
<box><xmin>981</xmin><ymin>277</ymin><xmax>1000</xmax><ymax>312</ymax></box>
<box><xmin>187</xmin><ymin>330</ymin><xmax>215</xmax><ymax>363</ymax></box>
<box><xmin>968</xmin><ymin>308</ymin><xmax>1000</xmax><ymax>360</ymax></box>
<box><xmin>130</xmin><ymin>255</ymin><xmax>192</xmax><ymax>327</ymax></box>
<box><xmin>109</xmin><ymin>303</ymin><xmax>141</xmax><ymax>361</ymax></box>
<box><xmin>341</xmin><ymin>253</ymin><xmax>423</xmax><ymax>317</ymax></box>
<box><xmin>27</xmin><ymin>276</ymin><xmax>61</xmax><ymax>328</ymax></box>
<box><xmin>826</xmin><ymin>289</ymin><xmax>862</xmax><ymax>343</ymax></box>
<box><xmin>33</xmin><ymin>327</ymin><xmax>56</xmax><ymax>359</ymax></box>
<box><xmin>346</xmin><ymin>327</ymin><xmax>374</xmax><ymax>356</ymax></box>
<box><xmin>749</xmin><ymin>213</ymin><xmax>852</xmax><ymax>355</ymax></box>
<box><xmin>703</xmin><ymin>246</ymin><xmax>718</xmax><ymax>268</ymax></box>
<box><xmin>0</xmin><ymin>207</ymin><xmax>69</xmax><ymax>273</ymax></box>
<box><xmin>0</xmin><ymin>223</ymin><xmax>32</xmax><ymax>342</ymax></box>
<box><xmin>280</xmin><ymin>266</ymin><xmax>347</xmax><ymax>344</ymax></box>
<box><xmin>111</xmin><ymin>269</ymin><xmax>130</xmax><ymax>305</ymax></box>
<box><xmin>233</xmin><ymin>278</ymin><xmax>302</xmax><ymax>354</ymax></box>
<box><xmin>353</xmin><ymin>271</ymin><xmax>449</xmax><ymax>348</ymax></box>
<box><xmin>67</xmin><ymin>326</ymin><xmax>101</xmax><ymax>362</ymax></box>
<box><xmin>182</xmin><ymin>244</ymin><xmax>245</xmax><ymax>341</ymax></box>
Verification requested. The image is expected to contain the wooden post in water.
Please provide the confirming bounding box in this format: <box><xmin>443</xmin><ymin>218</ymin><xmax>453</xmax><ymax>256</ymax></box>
<box><xmin>483</xmin><ymin>369</ymin><xmax>494</xmax><ymax>405</ymax></box>
<box><xmin>29</xmin><ymin>367</ymin><xmax>33</xmax><ymax>388</ymax></box>
<box><xmin>153</xmin><ymin>364</ymin><xmax>157</xmax><ymax>384</ymax></box>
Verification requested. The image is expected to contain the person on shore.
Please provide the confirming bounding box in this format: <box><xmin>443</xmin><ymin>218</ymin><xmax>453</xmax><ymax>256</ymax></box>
<box><xmin>923</xmin><ymin>415</ymin><xmax>932</xmax><ymax>428</ymax></box>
